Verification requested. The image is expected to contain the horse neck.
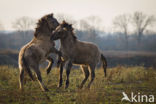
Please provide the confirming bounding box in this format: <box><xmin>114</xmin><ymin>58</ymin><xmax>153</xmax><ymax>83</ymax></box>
<box><xmin>35</xmin><ymin>32</ymin><xmax>51</xmax><ymax>41</ymax></box>
<box><xmin>60</xmin><ymin>35</ymin><xmax>76</xmax><ymax>49</ymax></box>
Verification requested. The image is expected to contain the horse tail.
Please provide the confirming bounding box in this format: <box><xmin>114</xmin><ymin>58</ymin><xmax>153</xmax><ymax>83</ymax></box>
<box><xmin>19</xmin><ymin>47</ymin><xmax>34</xmax><ymax>81</ymax></box>
<box><xmin>22</xmin><ymin>56</ymin><xmax>34</xmax><ymax>80</ymax></box>
<box><xmin>101</xmin><ymin>54</ymin><xmax>107</xmax><ymax>77</ymax></box>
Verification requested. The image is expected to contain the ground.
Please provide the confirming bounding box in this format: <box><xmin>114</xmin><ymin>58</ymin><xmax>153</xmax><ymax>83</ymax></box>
<box><xmin>0</xmin><ymin>66</ymin><xmax>156</xmax><ymax>104</ymax></box>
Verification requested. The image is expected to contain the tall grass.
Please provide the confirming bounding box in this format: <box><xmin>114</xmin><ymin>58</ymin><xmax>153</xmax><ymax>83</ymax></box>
<box><xmin>0</xmin><ymin>65</ymin><xmax>156</xmax><ymax>104</ymax></box>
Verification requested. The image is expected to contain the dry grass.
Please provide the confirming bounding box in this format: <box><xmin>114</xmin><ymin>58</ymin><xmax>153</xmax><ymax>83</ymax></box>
<box><xmin>0</xmin><ymin>65</ymin><xmax>156</xmax><ymax>104</ymax></box>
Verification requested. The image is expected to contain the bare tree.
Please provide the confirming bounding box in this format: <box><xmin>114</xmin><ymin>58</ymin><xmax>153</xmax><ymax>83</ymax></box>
<box><xmin>132</xmin><ymin>12</ymin><xmax>155</xmax><ymax>45</ymax></box>
<box><xmin>86</xmin><ymin>16</ymin><xmax>102</xmax><ymax>30</ymax></box>
<box><xmin>79</xmin><ymin>16</ymin><xmax>102</xmax><ymax>42</ymax></box>
<box><xmin>79</xmin><ymin>19</ymin><xmax>91</xmax><ymax>30</ymax></box>
<box><xmin>12</xmin><ymin>16</ymin><xmax>35</xmax><ymax>32</ymax></box>
<box><xmin>113</xmin><ymin>14</ymin><xmax>130</xmax><ymax>49</ymax></box>
<box><xmin>12</xmin><ymin>16</ymin><xmax>35</xmax><ymax>43</ymax></box>
<box><xmin>78</xmin><ymin>19</ymin><xmax>97</xmax><ymax>42</ymax></box>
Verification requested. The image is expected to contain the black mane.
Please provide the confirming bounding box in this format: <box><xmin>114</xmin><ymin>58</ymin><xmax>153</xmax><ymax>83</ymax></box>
<box><xmin>61</xmin><ymin>21</ymin><xmax>77</xmax><ymax>40</ymax></box>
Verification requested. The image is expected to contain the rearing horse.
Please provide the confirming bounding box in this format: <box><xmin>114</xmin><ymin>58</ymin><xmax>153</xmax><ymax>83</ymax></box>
<box><xmin>51</xmin><ymin>21</ymin><xmax>107</xmax><ymax>89</ymax></box>
<box><xmin>18</xmin><ymin>13</ymin><xmax>61</xmax><ymax>91</ymax></box>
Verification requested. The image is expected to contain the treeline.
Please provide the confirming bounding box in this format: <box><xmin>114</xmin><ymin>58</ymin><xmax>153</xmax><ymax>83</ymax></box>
<box><xmin>0</xmin><ymin>30</ymin><xmax>156</xmax><ymax>67</ymax></box>
<box><xmin>0</xmin><ymin>30</ymin><xmax>156</xmax><ymax>52</ymax></box>
<box><xmin>0</xmin><ymin>11</ymin><xmax>156</xmax><ymax>67</ymax></box>
<box><xmin>0</xmin><ymin>11</ymin><xmax>156</xmax><ymax>51</ymax></box>
<box><xmin>0</xmin><ymin>31</ymin><xmax>33</xmax><ymax>50</ymax></box>
<box><xmin>76</xmin><ymin>30</ymin><xmax>156</xmax><ymax>51</ymax></box>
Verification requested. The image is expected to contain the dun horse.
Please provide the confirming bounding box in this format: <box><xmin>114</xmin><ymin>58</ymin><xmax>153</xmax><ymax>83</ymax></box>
<box><xmin>18</xmin><ymin>14</ymin><xmax>61</xmax><ymax>91</ymax></box>
<box><xmin>51</xmin><ymin>21</ymin><xmax>107</xmax><ymax>89</ymax></box>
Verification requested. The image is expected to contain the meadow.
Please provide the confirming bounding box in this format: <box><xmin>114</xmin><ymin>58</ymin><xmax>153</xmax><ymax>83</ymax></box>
<box><xmin>0</xmin><ymin>65</ymin><xmax>156</xmax><ymax>104</ymax></box>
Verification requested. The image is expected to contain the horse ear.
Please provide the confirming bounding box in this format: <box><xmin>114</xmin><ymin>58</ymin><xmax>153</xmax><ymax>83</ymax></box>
<box><xmin>69</xmin><ymin>24</ymin><xmax>74</xmax><ymax>30</ymax></box>
<box><xmin>44</xmin><ymin>15</ymin><xmax>48</xmax><ymax>20</ymax></box>
<box><xmin>62</xmin><ymin>20</ymin><xmax>66</xmax><ymax>24</ymax></box>
<box><xmin>41</xmin><ymin>18</ymin><xmax>46</xmax><ymax>23</ymax></box>
<box><xmin>69</xmin><ymin>24</ymin><xmax>72</xmax><ymax>28</ymax></box>
<box><xmin>61</xmin><ymin>20</ymin><xmax>67</xmax><ymax>27</ymax></box>
<box><xmin>34</xmin><ymin>32</ymin><xmax>38</xmax><ymax>37</ymax></box>
<box><xmin>51</xmin><ymin>13</ymin><xmax>53</xmax><ymax>17</ymax></box>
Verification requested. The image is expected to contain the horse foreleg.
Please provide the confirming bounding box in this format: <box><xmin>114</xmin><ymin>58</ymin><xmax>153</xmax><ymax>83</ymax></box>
<box><xmin>46</xmin><ymin>57</ymin><xmax>54</xmax><ymax>75</ymax></box>
<box><xmin>79</xmin><ymin>66</ymin><xmax>89</xmax><ymax>89</ymax></box>
<box><xmin>58</xmin><ymin>61</ymin><xmax>65</xmax><ymax>88</ymax></box>
<box><xmin>49</xmin><ymin>47</ymin><xmax>62</xmax><ymax>68</ymax></box>
<box><xmin>56</xmin><ymin>55</ymin><xmax>62</xmax><ymax>67</ymax></box>
<box><xmin>65</xmin><ymin>60</ymin><xmax>72</xmax><ymax>89</ymax></box>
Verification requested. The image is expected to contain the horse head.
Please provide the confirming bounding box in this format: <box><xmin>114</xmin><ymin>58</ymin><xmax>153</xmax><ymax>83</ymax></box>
<box><xmin>51</xmin><ymin>20</ymin><xmax>76</xmax><ymax>41</ymax></box>
<box><xmin>34</xmin><ymin>13</ymin><xmax>59</xmax><ymax>38</ymax></box>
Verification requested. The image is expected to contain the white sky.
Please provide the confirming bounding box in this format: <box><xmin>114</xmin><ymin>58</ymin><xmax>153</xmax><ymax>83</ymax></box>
<box><xmin>0</xmin><ymin>0</ymin><xmax>156</xmax><ymax>31</ymax></box>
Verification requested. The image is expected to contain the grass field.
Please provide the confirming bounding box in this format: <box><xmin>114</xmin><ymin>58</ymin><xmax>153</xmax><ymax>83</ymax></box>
<box><xmin>0</xmin><ymin>65</ymin><xmax>156</xmax><ymax>104</ymax></box>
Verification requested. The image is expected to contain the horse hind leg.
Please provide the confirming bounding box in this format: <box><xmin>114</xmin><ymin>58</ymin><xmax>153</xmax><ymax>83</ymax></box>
<box><xmin>87</xmin><ymin>64</ymin><xmax>95</xmax><ymax>89</ymax></box>
<box><xmin>65</xmin><ymin>60</ymin><xmax>72</xmax><ymax>89</ymax></box>
<box><xmin>46</xmin><ymin>57</ymin><xmax>54</xmax><ymax>75</ymax></box>
<box><xmin>32</xmin><ymin>65</ymin><xmax>49</xmax><ymax>91</ymax></box>
<box><xmin>19</xmin><ymin>67</ymin><xmax>24</xmax><ymax>91</ymax></box>
<box><xmin>79</xmin><ymin>65</ymin><xmax>89</xmax><ymax>89</ymax></box>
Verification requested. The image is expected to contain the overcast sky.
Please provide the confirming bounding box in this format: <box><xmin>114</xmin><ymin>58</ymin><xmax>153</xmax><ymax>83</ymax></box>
<box><xmin>0</xmin><ymin>0</ymin><xmax>156</xmax><ymax>31</ymax></box>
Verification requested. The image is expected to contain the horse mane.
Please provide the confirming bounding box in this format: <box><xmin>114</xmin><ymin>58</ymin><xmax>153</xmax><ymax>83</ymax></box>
<box><xmin>61</xmin><ymin>21</ymin><xmax>77</xmax><ymax>40</ymax></box>
<box><xmin>34</xmin><ymin>14</ymin><xmax>53</xmax><ymax>37</ymax></box>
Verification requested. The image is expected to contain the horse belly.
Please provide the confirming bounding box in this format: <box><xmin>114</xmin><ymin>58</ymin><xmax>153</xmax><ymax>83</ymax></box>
<box><xmin>31</xmin><ymin>46</ymin><xmax>48</xmax><ymax>63</ymax></box>
<box><xmin>39</xmin><ymin>57</ymin><xmax>47</xmax><ymax>64</ymax></box>
<box><xmin>38</xmin><ymin>49</ymin><xmax>49</xmax><ymax>63</ymax></box>
<box><xmin>73</xmin><ymin>58</ymin><xmax>89</xmax><ymax>65</ymax></box>
<box><xmin>73</xmin><ymin>51</ymin><xmax>99</xmax><ymax>65</ymax></box>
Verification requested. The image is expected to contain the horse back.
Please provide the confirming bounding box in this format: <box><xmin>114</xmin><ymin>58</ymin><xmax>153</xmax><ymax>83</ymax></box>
<box><xmin>62</xmin><ymin>40</ymin><xmax>101</xmax><ymax>65</ymax></box>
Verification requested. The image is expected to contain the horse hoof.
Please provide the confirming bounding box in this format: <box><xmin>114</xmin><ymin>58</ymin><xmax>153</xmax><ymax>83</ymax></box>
<box><xmin>77</xmin><ymin>85</ymin><xmax>83</xmax><ymax>89</ymax></box>
<box><xmin>19</xmin><ymin>88</ymin><xmax>24</xmax><ymax>92</ymax></box>
<box><xmin>57</xmin><ymin>84</ymin><xmax>62</xmax><ymax>88</ymax></box>
<box><xmin>43</xmin><ymin>88</ymin><xmax>49</xmax><ymax>92</ymax></box>
<box><xmin>86</xmin><ymin>86</ymin><xmax>91</xmax><ymax>89</ymax></box>
<box><xmin>65</xmin><ymin>81</ymin><xmax>69</xmax><ymax>89</ymax></box>
<box><xmin>65</xmin><ymin>85</ymin><xmax>69</xmax><ymax>89</ymax></box>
